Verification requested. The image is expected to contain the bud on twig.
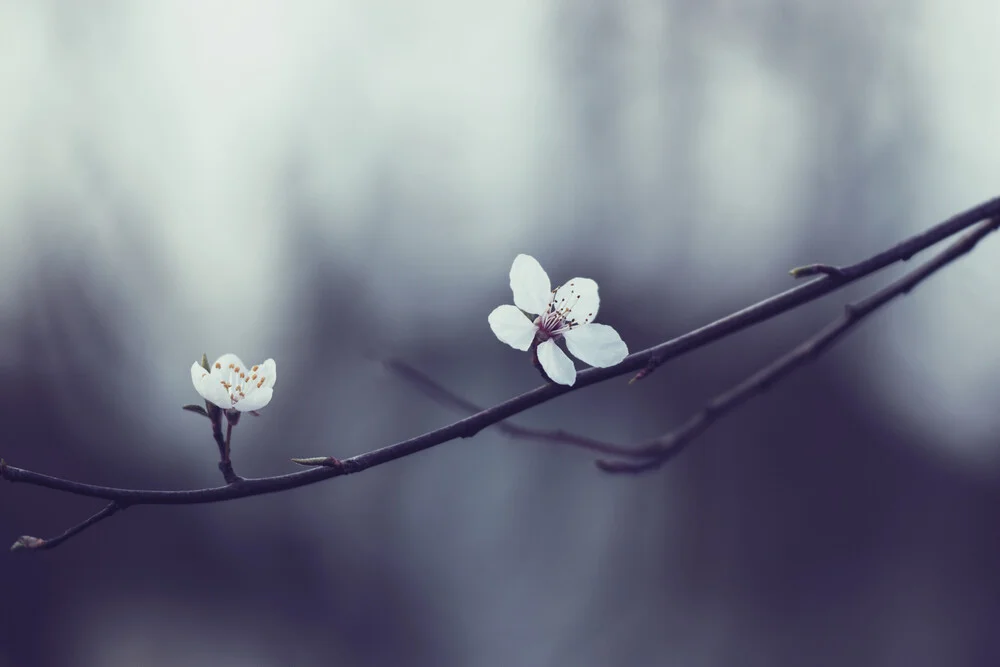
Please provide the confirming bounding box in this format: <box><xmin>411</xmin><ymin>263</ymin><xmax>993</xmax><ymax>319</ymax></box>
<box><xmin>10</xmin><ymin>535</ymin><xmax>45</xmax><ymax>552</ymax></box>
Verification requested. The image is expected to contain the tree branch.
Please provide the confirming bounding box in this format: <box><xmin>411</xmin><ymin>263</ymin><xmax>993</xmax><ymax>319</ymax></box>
<box><xmin>629</xmin><ymin>195</ymin><xmax>1000</xmax><ymax>381</ymax></box>
<box><xmin>383</xmin><ymin>359</ymin><xmax>650</xmax><ymax>459</ymax></box>
<box><xmin>2</xmin><ymin>196</ymin><xmax>999</xmax><ymax>551</ymax></box>
<box><xmin>10</xmin><ymin>502</ymin><xmax>123</xmax><ymax>552</ymax></box>
<box><xmin>597</xmin><ymin>216</ymin><xmax>1000</xmax><ymax>473</ymax></box>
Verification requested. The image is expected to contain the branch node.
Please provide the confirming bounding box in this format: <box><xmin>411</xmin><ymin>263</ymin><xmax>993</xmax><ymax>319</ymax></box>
<box><xmin>629</xmin><ymin>358</ymin><xmax>659</xmax><ymax>383</ymax></box>
<box><xmin>843</xmin><ymin>303</ymin><xmax>861</xmax><ymax>318</ymax></box>
<box><xmin>218</xmin><ymin>460</ymin><xmax>245</xmax><ymax>485</ymax></box>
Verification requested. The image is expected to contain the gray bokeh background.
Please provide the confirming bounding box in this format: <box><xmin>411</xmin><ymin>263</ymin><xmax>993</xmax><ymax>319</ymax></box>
<box><xmin>2</xmin><ymin>2</ymin><xmax>999</xmax><ymax>666</ymax></box>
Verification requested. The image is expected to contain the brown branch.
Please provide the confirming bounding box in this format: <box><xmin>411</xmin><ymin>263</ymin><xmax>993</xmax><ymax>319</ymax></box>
<box><xmin>2</xmin><ymin>196</ymin><xmax>999</xmax><ymax>550</ymax></box>
<box><xmin>597</xmin><ymin>216</ymin><xmax>1000</xmax><ymax>474</ymax></box>
<box><xmin>383</xmin><ymin>359</ymin><xmax>649</xmax><ymax>459</ymax></box>
<box><xmin>10</xmin><ymin>502</ymin><xmax>123</xmax><ymax>552</ymax></box>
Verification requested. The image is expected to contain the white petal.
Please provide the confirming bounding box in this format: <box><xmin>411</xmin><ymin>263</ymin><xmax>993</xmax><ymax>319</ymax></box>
<box><xmin>510</xmin><ymin>254</ymin><xmax>551</xmax><ymax>315</ymax></box>
<box><xmin>235</xmin><ymin>387</ymin><xmax>273</xmax><ymax>412</ymax></box>
<box><xmin>204</xmin><ymin>383</ymin><xmax>233</xmax><ymax>408</ymax></box>
<box><xmin>552</xmin><ymin>277</ymin><xmax>599</xmax><ymax>326</ymax></box>
<box><xmin>563</xmin><ymin>323</ymin><xmax>628</xmax><ymax>367</ymax></box>
<box><xmin>248</xmin><ymin>358</ymin><xmax>277</xmax><ymax>389</ymax></box>
<box><xmin>537</xmin><ymin>339</ymin><xmax>576</xmax><ymax>386</ymax></box>
<box><xmin>191</xmin><ymin>362</ymin><xmax>232</xmax><ymax>408</ymax></box>
<box><xmin>191</xmin><ymin>361</ymin><xmax>209</xmax><ymax>389</ymax></box>
<box><xmin>489</xmin><ymin>305</ymin><xmax>537</xmax><ymax>351</ymax></box>
<box><xmin>212</xmin><ymin>353</ymin><xmax>248</xmax><ymax>376</ymax></box>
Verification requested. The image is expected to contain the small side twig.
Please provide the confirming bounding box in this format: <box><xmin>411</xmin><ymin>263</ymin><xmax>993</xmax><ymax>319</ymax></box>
<box><xmin>11</xmin><ymin>501</ymin><xmax>124</xmax><ymax>552</ymax></box>
<box><xmin>384</xmin><ymin>359</ymin><xmax>651</xmax><ymax>459</ymax></box>
<box><xmin>788</xmin><ymin>263</ymin><xmax>848</xmax><ymax>279</ymax></box>
<box><xmin>599</xmin><ymin>217</ymin><xmax>1000</xmax><ymax>473</ymax></box>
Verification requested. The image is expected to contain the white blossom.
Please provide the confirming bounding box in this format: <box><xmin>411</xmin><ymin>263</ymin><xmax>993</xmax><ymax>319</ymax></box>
<box><xmin>191</xmin><ymin>353</ymin><xmax>276</xmax><ymax>412</ymax></box>
<box><xmin>488</xmin><ymin>254</ymin><xmax>628</xmax><ymax>385</ymax></box>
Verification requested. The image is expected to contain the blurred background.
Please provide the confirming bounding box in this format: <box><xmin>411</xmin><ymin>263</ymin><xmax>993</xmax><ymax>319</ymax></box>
<box><xmin>1</xmin><ymin>1</ymin><xmax>999</xmax><ymax>665</ymax></box>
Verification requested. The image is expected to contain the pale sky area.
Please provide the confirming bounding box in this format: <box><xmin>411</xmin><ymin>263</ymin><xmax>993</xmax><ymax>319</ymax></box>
<box><xmin>2</xmin><ymin>3</ymin><xmax>998</xmax><ymax>428</ymax></box>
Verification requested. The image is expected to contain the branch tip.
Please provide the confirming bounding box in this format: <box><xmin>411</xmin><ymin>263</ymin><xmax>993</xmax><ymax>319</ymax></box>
<box><xmin>11</xmin><ymin>535</ymin><xmax>46</xmax><ymax>552</ymax></box>
<box><xmin>290</xmin><ymin>456</ymin><xmax>340</xmax><ymax>468</ymax></box>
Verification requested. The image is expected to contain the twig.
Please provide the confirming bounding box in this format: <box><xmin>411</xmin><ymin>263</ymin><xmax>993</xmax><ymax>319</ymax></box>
<box><xmin>383</xmin><ymin>359</ymin><xmax>648</xmax><ymax>459</ymax></box>
<box><xmin>2</xmin><ymin>197</ymin><xmax>999</xmax><ymax>550</ymax></box>
<box><xmin>211</xmin><ymin>412</ymin><xmax>243</xmax><ymax>484</ymax></box>
<box><xmin>10</xmin><ymin>502</ymin><xmax>123</xmax><ymax>552</ymax></box>
<box><xmin>597</xmin><ymin>217</ymin><xmax>1000</xmax><ymax>474</ymax></box>
<box><xmin>631</xmin><ymin>195</ymin><xmax>1000</xmax><ymax>381</ymax></box>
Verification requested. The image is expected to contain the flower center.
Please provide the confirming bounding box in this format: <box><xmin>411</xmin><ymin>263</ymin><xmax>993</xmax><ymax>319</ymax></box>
<box><xmin>217</xmin><ymin>362</ymin><xmax>266</xmax><ymax>405</ymax></box>
<box><xmin>532</xmin><ymin>280</ymin><xmax>594</xmax><ymax>342</ymax></box>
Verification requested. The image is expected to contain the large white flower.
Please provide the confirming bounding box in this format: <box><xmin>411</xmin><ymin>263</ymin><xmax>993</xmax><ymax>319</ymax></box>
<box><xmin>191</xmin><ymin>353</ymin><xmax>277</xmax><ymax>412</ymax></box>
<box><xmin>488</xmin><ymin>254</ymin><xmax>628</xmax><ymax>386</ymax></box>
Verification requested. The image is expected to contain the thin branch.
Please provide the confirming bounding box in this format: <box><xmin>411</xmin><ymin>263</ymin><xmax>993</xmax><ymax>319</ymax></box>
<box><xmin>0</xmin><ymin>196</ymin><xmax>997</xmax><ymax>537</ymax></box>
<box><xmin>10</xmin><ymin>502</ymin><xmax>123</xmax><ymax>552</ymax></box>
<box><xmin>598</xmin><ymin>217</ymin><xmax>1000</xmax><ymax>474</ymax></box>
<box><xmin>383</xmin><ymin>359</ymin><xmax>649</xmax><ymax>459</ymax></box>
<box><xmin>212</xmin><ymin>412</ymin><xmax>243</xmax><ymax>484</ymax></box>
<box><xmin>630</xmin><ymin>195</ymin><xmax>1000</xmax><ymax>381</ymax></box>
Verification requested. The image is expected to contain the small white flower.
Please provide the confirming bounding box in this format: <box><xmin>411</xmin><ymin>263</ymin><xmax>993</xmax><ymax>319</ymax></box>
<box><xmin>191</xmin><ymin>353</ymin><xmax>277</xmax><ymax>412</ymax></box>
<box><xmin>488</xmin><ymin>254</ymin><xmax>628</xmax><ymax>386</ymax></box>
